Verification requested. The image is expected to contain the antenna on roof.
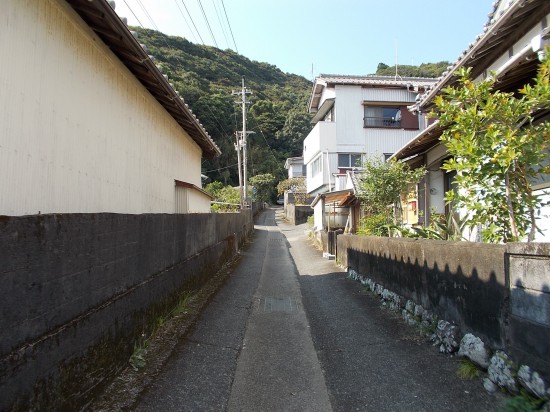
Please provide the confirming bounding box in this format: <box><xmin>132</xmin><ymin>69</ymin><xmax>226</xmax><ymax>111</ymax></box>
<box><xmin>394</xmin><ymin>40</ymin><xmax>398</xmax><ymax>80</ymax></box>
<box><xmin>394</xmin><ymin>40</ymin><xmax>403</xmax><ymax>80</ymax></box>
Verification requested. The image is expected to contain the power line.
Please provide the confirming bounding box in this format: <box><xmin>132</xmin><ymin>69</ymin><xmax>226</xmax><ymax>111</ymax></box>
<box><xmin>212</xmin><ymin>0</ymin><xmax>230</xmax><ymax>50</ymax></box>
<box><xmin>122</xmin><ymin>0</ymin><xmax>145</xmax><ymax>28</ymax></box>
<box><xmin>123</xmin><ymin>0</ymin><xmax>174</xmax><ymax>52</ymax></box>
<box><xmin>172</xmin><ymin>0</ymin><xmax>199</xmax><ymax>43</ymax></box>
<box><xmin>180</xmin><ymin>0</ymin><xmax>205</xmax><ymax>44</ymax></box>
<box><xmin>247</xmin><ymin>112</ymin><xmax>287</xmax><ymax>176</ymax></box>
<box><xmin>203</xmin><ymin>162</ymin><xmax>239</xmax><ymax>173</ymax></box>
<box><xmin>197</xmin><ymin>0</ymin><xmax>218</xmax><ymax>48</ymax></box>
<box><xmin>220</xmin><ymin>0</ymin><xmax>238</xmax><ymax>53</ymax></box>
<box><xmin>135</xmin><ymin>0</ymin><xmax>159</xmax><ymax>31</ymax></box>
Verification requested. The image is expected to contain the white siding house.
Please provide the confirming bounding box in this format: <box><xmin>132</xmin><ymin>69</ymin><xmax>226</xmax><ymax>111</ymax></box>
<box><xmin>303</xmin><ymin>75</ymin><xmax>437</xmax><ymax>196</ymax></box>
<box><xmin>0</xmin><ymin>0</ymin><xmax>220</xmax><ymax>216</ymax></box>
<box><xmin>393</xmin><ymin>0</ymin><xmax>550</xmax><ymax>241</ymax></box>
<box><xmin>284</xmin><ymin>157</ymin><xmax>305</xmax><ymax>178</ymax></box>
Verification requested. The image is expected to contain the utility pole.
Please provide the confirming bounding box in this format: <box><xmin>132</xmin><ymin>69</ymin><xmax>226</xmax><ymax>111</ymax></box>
<box><xmin>234</xmin><ymin>132</ymin><xmax>243</xmax><ymax>209</ymax></box>
<box><xmin>232</xmin><ymin>76</ymin><xmax>252</xmax><ymax>208</ymax></box>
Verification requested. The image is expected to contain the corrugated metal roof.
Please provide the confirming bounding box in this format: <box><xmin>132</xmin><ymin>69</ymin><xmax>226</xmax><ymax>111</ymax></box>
<box><xmin>310</xmin><ymin>189</ymin><xmax>353</xmax><ymax>207</ymax></box>
<box><xmin>414</xmin><ymin>0</ymin><xmax>550</xmax><ymax>113</ymax></box>
<box><xmin>65</xmin><ymin>0</ymin><xmax>221</xmax><ymax>159</ymax></box>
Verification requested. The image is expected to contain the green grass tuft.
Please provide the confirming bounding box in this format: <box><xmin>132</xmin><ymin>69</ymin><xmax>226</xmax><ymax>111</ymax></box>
<box><xmin>456</xmin><ymin>359</ymin><xmax>481</xmax><ymax>380</ymax></box>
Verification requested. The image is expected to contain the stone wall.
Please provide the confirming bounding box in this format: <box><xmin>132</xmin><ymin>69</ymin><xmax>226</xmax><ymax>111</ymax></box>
<box><xmin>285</xmin><ymin>204</ymin><xmax>313</xmax><ymax>225</ymax></box>
<box><xmin>337</xmin><ymin>234</ymin><xmax>550</xmax><ymax>380</ymax></box>
<box><xmin>0</xmin><ymin>211</ymin><xmax>253</xmax><ymax>410</ymax></box>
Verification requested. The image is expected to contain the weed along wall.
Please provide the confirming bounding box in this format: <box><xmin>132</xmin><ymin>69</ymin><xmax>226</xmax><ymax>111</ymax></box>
<box><xmin>337</xmin><ymin>234</ymin><xmax>550</xmax><ymax>382</ymax></box>
<box><xmin>0</xmin><ymin>211</ymin><xmax>253</xmax><ymax>411</ymax></box>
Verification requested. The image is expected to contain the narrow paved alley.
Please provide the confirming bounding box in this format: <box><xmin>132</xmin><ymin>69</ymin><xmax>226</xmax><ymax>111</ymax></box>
<box><xmin>134</xmin><ymin>208</ymin><xmax>503</xmax><ymax>411</ymax></box>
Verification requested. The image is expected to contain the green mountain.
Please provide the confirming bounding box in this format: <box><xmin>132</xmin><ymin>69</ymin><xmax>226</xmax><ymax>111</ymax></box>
<box><xmin>132</xmin><ymin>28</ymin><xmax>313</xmax><ymax>185</ymax></box>
<box><xmin>375</xmin><ymin>61</ymin><xmax>450</xmax><ymax>77</ymax></box>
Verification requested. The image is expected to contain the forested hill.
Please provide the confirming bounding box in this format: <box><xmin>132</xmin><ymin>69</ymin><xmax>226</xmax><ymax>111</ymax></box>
<box><xmin>374</xmin><ymin>61</ymin><xmax>450</xmax><ymax>77</ymax></box>
<box><xmin>132</xmin><ymin>28</ymin><xmax>313</xmax><ymax>185</ymax></box>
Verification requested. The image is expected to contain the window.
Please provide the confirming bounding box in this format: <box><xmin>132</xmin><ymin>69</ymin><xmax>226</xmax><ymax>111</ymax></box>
<box><xmin>363</xmin><ymin>105</ymin><xmax>419</xmax><ymax>129</ymax></box>
<box><xmin>310</xmin><ymin>155</ymin><xmax>322</xmax><ymax>176</ymax></box>
<box><xmin>338</xmin><ymin>153</ymin><xmax>362</xmax><ymax>168</ymax></box>
<box><xmin>364</xmin><ymin>106</ymin><xmax>401</xmax><ymax>128</ymax></box>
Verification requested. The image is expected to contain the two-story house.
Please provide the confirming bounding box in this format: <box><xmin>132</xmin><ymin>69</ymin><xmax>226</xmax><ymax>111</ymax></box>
<box><xmin>392</xmin><ymin>0</ymin><xmax>550</xmax><ymax>242</ymax></box>
<box><xmin>304</xmin><ymin>75</ymin><xmax>436</xmax><ymax>231</ymax></box>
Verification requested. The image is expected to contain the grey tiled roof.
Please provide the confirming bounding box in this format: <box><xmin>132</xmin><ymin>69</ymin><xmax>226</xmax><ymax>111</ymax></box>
<box><xmin>318</xmin><ymin>74</ymin><xmax>437</xmax><ymax>88</ymax></box>
<box><xmin>414</xmin><ymin>0</ymin><xmax>544</xmax><ymax>112</ymax></box>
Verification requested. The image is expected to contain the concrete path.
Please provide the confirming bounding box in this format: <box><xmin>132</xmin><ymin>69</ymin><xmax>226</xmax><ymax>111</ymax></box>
<box><xmin>226</xmin><ymin>210</ymin><xmax>331</xmax><ymax>411</ymax></box>
<box><xmin>281</xmin><ymin>212</ymin><xmax>504</xmax><ymax>412</ymax></box>
<box><xmin>135</xmin><ymin>208</ymin><xmax>331</xmax><ymax>411</ymax></box>
<box><xmin>135</xmin><ymin>208</ymin><xmax>504</xmax><ymax>411</ymax></box>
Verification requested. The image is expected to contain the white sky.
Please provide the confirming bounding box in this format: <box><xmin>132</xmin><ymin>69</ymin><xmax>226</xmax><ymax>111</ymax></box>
<box><xmin>114</xmin><ymin>0</ymin><xmax>495</xmax><ymax>79</ymax></box>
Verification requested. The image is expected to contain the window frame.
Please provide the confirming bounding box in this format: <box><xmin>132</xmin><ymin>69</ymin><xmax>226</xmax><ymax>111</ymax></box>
<box><xmin>362</xmin><ymin>103</ymin><xmax>419</xmax><ymax>130</ymax></box>
<box><xmin>310</xmin><ymin>155</ymin><xmax>323</xmax><ymax>177</ymax></box>
<box><xmin>363</xmin><ymin>105</ymin><xmax>402</xmax><ymax>128</ymax></box>
<box><xmin>338</xmin><ymin>153</ymin><xmax>362</xmax><ymax>169</ymax></box>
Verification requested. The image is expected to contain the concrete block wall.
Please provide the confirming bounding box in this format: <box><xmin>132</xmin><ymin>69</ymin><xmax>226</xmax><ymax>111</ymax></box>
<box><xmin>285</xmin><ymin>204</ymin><xmax>314</xmax><ymax>225</ymax></box>
<box><xmin>0</xmin><ymin>211</ymin><xmax>253</xmax><ymax>410</ymax></box>
<box><xmin>337</xmin><ymin>235</ymin><xmax>507</xmax><ymax>347</ymax></box>
<box><xmin>337</xmin><ymin>234</ymin><xmax>550</xmax><ymax>380</ymax></box>
<box><xmin>506</xmin><ymin>243</ymin><xmax>550</xmax><ymax>377</ymax></box>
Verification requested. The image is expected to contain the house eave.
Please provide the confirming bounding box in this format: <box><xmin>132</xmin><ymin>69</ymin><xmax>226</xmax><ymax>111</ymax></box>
<box><xmin>391</xmin><ymin>121</ymin><xmax>445</xmax><ymax>161</ymax></box>
<box><xmin>310</xmin><ymin>189</ymin><xmax>354</xmax><ymax>208</ymax></box>
<box><xmin>66</xmin><ymin>0</ymin><xmax>221</xmax><ymax>159</ymax></box>
<box><xmin>311</xmin><ymin>99</ymin><xmax>335</xmax><ymax>123</ymax></box>
<box><xmin>416</xmin><ymin>0</ymin><xmax>550</xmax><ymax>113</ymax></box>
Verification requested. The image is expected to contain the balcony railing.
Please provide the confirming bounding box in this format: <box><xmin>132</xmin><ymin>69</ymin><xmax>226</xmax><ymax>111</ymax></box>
<box><xmin>363</xmin><ymin>116</ymin><xmax>401</xmax><ymax>128</ymax></box>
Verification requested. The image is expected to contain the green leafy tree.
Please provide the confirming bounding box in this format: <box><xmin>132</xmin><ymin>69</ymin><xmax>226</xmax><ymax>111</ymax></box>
<box><xmin>249</xmin><ymin>173</ymin><xmax>276</xmax><ymax>203</ymax></box>
<box><xmin>357</xmin><ymin>157</ymin><xmax>426</xmax><ymax>227</ymax></box>
<box><xmin>275</xmin><ymin>109</ymin><xmax>313</xmax><ymax>157</ymax></box>
<box><xmin>204</xmin><ymin>181</ymin><xmax>240</xmax><ymax>212</ymax></box>
<box><xmin>434</xmin><ymin>53</ymin><xmax>550</xmax><ymax>243</ymax></box>
<box><xmin>277</xmin><ymin>177</ymin><xmax>308</xmax><ymax>205</ymax></box>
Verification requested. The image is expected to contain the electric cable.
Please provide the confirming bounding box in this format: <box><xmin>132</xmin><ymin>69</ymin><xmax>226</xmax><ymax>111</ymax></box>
<box><xmin>221</xmin><ymin>0</ymin><xmax>238</xmax><ymax>53</ymax></box>
<box><xmin>122</xmin><ymin>0</ymin><xmax>145</xmax><ymax>28</ymax></box>
<box><xmin>246</xmin><ymin>111</ymin><xmax>287</xmax><ymax>177</ymax></box>
<box><xmin>135</xmin><ymin>0</ymin><xmax>159</xmax><ymax>31</ymax></box>
<box><xmin>172</xmin><ymin>0</ymin><xmax>199</xmax><ymax>43</ymax></box>
<box><xmin>180</xmin><ymin>0</ymin><xmax>205</xmax><ymax>44</ymax></box>
<box><xmin>203</xmin><ymin>162</ymin><xmax>239</xmax><ymax>173</ymax></box>
<box><xmin>212</xmin><ymin>0</ymin><xmax>230</xmax><ymax>50</ymax></box>
<box><xmin>197</xmin><ymin>0</ymin><xmax>219</xmax><ymax>48</ymax></box>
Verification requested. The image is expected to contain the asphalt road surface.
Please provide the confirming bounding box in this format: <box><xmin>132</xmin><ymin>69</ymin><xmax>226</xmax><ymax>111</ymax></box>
<box><xmin>135</xmin><ymin>208</ymin><xmax>504</xmax><ymax>411</ymax></box>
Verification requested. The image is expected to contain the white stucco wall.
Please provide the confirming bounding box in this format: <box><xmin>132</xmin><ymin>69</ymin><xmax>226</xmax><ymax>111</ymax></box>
<box><xmin>0</xmin><ymin>0</ymin><xmax>206</xmax><ymax>215</ymax></box>
<box><xmin>313</xmin><ymin>201</ymin><xmax>325</xmax><ymax>231</ymax></box>
<box><xmin>304</xmin><ymin>122</ymin><xmax>337</xmax><ymax>193</ymax></box>
<box><xmin>335</xmin><ymin>85</ymin><xmax>421</xmax><ymax>157</ymax></box>
<box><xmin>188</xmin><ymin>190</ymin><xmax>214</xmax><ymax>213</ymax></box>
